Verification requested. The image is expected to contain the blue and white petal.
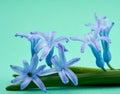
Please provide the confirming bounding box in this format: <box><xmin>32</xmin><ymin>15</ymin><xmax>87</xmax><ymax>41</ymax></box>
<box><xmin>65</xmin><ymin>68</ymin><xmax>78</xmax><ymax>86</ymax></box>
<box><xmin>58</xmin><ymin>70</ymin><xmax>69</xmax><ymax>84</ymax></box>
<box><xmin>20</xmin><ymin>77</ymin><xmax>31</xmax><ymax>90</ymax></box>
<box><xmin>67</xmin><ymin>58</ymin><xmax>80</xmax><ymax>66</ymax></box>
<box><xmin>10</xmin><ymin>65</ymin><xmax>24</xmax><ymax>74</ymax></box>
<box><xmin>29</xmin><ymin>54</ymin><xmax>38</xmax><ymax>72</ymax></box>
<box><xmin>32</xmin><ymin>76</ymin><xmax>46</xmax><ymax>91</ymax></box>
<box><xmin>11</xmin><ymin>75</ymin><xmax>25</xmax><ymax>83</ymax></box>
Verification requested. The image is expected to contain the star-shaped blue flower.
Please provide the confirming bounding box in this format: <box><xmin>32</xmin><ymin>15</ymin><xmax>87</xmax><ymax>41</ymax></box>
<box><xmin>40</xmin><ymin>44</ymin><xmax>80</xmax><ymax>85</ymax></box>
<box><xmin>70</xmin><ymin>31</ymin><xmax>111</xmax><ymax>69</ymax></box>
<box><xmin>15</xmin><ymin>32</ymin><xmax>41</xmax><ymax>56</ymax></box>
<box><xmin>32</xmin><ymin>31</ymin><xmax>69</xmax><ymax>67</ymax></box>
<box><xmin>10</xmin><ymin>54</ymin><xmax>47</xmax><ymax>91</ymax></box>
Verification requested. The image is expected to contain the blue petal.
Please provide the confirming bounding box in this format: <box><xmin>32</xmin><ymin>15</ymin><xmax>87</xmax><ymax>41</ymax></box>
<box><xmin>54</xmin><ymin>37</ymin><xmax>69</xmax><ymax>44</ymax></box>
<box><xmin>15</xmin><ymin>32</ymin><xmax>41</xmax><ymax>56</ymax></box>
<box><xmin>46</xmin><ymin>48</ymin><xmax>54</xmax><ymax>67</ymax></box>
<box><xmin>96</xmin><ymin>57</ymin><xmax>105</xmax><ymax>68</ymax></box>
<box><xmin>15</xmin><ymin>32</ymin><xmax>41</xmax><ymax>41</ymax></box>
<box><xmin>39</xmin><ymin>68</ymin><xmax>57</xmax><ymax>76</ymax></box>
<box><xmin>103</xmin><ymin>43</ymin><xmax>111</xmax><ymax>63</ymax></box>
<box><xmin>90</xmin><ymin>46</ymin><xmax>105</xmax><ymax>68</ymax></box>
<box><xmin>103</xmin><ymin>49</ymin><xmax>111</xmax><ymax>63</ymax></box>
<box><xmin>85</xmin><ymin>23</ymin><xmax>97</xmax><ymax>31</ymax></box>
<box><xmin>32</xmin><ymin>76</ymin><xmax>46</xmax><ymax>91</ymax></box>
<box><xmin>10</xmin><ymin>65</ymin><xmax>24</xmax><ymax>74</ymax></box>
<box><xmin>20</xmin><ymin>77</ymin><xmax>31</xmax><ymax>90</ymax></box>
<box><xmin>58</xmin><ymin>70</ymin><xmax>69</xmax><ymax>84</ymax></box>
<box><xmin>65</xmin><ymin>68</ymin><xmax>78</xmax><ymax>86</ymax></box>
<box><xmin>23</xmin><ymin>60</ymin><xmax>29</xmax><ymax>72</ymax></box>
<box><xmin>35</xmin><ymin>65</ymin><xmax>46</xmax><ymax>74</ymax></box>
<box><xmin>94</xmin><ymin>41</ymin><xmax>101</xmax><ymax>51</ymax></box>
<box><xmin>51</xmin><ymin>55</ymin><xmax>61</xmax><ymax>70</ymax></box>
<box><xmin>90</xmin><ymin>45</ymin><xmax>100</xmax><ymax>58</ymax></box>
<box><xmin>94</xmin><ymin>13</ymin><xmax>100</xmax><ymax>22</ymax></box>
<box><xmin>34</xmin><ymin>42</ymin><xmax>47</xmax><ymax>53</ymax></box>
<box><xmin>29</xmin><ymin>54</ymin><xmax>38</xmax><ymax>72</ymax></box>
<box><xmin>11</xmin><ymin>75</ymin><xmax>25</xmax><ymax>83</ymax></box>
<box><xmin>31</xmin><ymin>39</ymin><xmax>39</xmax><ymax>56</ymax></box>
<box><xmin>48</xmin><ymin>31</ymin><xmax>56</xmax><ymax>42</ymax></box>
<box><xmin>99</xmin><ymin>36</ymin><xmax>111</xmax><ymax>44</ymax></box>
<box><xmin>67</xmin><ymin>58</ymin><xmax>80</xmax><ymax>67</ymax></box>
<box><xmin>39</xmin><ymin>47</ymin><xmax>50</xmax><ymax>61</ymax></box>
<box><xmin>15</xmin><ymin>33</ymin><xmax>30</xmax><ymax>39</ymax></box>
<box><xmin>107</xmin><ymin>22</ymin><xmax>114</xmax><ymax>35</ymax></box>
<box><xmin>60</xmin><ymin>44</ymin><xmax>68</xmax><ymax>52</ymax></box>
<box><xmin>81</xmin><ymin>43</ymin><xmax>88</xmax><ymax>53</ymax></box>
<box><xmin>70</xmin><ymin>36</ymin><xmax>86</xmax><ymax>42</ymax></box>
<box><xmin>57</xmin><ymin>44</ymin><xmax>66</xmax><ymax>63</ymax></box>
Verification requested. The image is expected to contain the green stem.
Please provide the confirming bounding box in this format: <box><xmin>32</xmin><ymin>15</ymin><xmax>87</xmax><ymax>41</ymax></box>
<box><xmin>12</xmin><ymin>66</ymin><xmax>103</xmax><ymax>77</ymax></box>
<box><xmin>106</xmin><ymin>63</ymin><xmax>114</xmax><ymax>70</ymax></box>
<box><xmin>6</xmin><ymin>67</ymin><xmax>120</xmax><ymax>91</ymax></box>
<box><xmin>101</xmin><ymin>67</ymin><xmax>107</xmax><ymax>72</ymax></box>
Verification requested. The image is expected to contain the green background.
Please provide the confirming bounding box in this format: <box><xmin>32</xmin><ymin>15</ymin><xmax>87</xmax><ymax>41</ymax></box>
<box><xmin>0</xmin><ymin>0</ymin><xmax>120</xmax><ymax>94</ymax></box>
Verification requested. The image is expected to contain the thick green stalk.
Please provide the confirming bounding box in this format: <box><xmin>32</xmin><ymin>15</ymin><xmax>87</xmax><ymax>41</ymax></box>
<box><xmin>12</xmin><ymin>67</ymin><xmax>103</xmax><ymax>77</ymax></box>
<box><xmin>6</xmin><ymin>67</ymin><xmax>120</xmax><ymax>91</ymax></box>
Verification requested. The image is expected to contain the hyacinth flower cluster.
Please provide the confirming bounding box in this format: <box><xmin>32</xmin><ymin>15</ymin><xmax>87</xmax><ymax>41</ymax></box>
<box><xmin>71</xmin><ymin>13</ymin><xmax>114</xmax><ymax>70</ymax></box>
<box><xmin>86</xmin><ymin>14</ymin><xmax>114</xmax><ymax>69</ymax></box>
<box><xmin>11</xmin><ymin>31</ymin><xmax>80</xmax><ymax>91</ymax></box>
<box><xmin>9</xmin><ymin>13</ymin><xmax>115</xmax><ymax>91</ymax></box>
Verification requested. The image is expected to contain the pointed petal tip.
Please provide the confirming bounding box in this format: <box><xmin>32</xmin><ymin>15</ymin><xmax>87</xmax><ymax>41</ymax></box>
<box><xmin>20</xmin><ymin>86</ymin><xmax>24</xmax><ymax>90</ymax></box>
<box><xmin>41</xmin><ymin>88</ymin><xmax>46</xmax><ymax>92</ymax></box>
<box><xmin>76</xmin><ymin>58</ymin><xmax>80</xmax><ymax>61</ymax></box>
<box><xmin>81</xmin><ymin>50</ymin><xmax>84</xmax><ymax>53</ymax></box>
<box><xmin>70</xmin><ymin>37</ymin><xmax>77</xmax><ymax>41</ymax></box>
<box><xmin>23</xmin><ymin>60</ymin><xmax>29</xmax><ymax>65</ymax></box>
<box><xmin>103</xmin><ymin>16</ymin><xmax>107</xmax><ymax>19</ymax></box>
<box><xmin>112</xmin><ymin>22</ymin><xmax>115</xmax><ymax>25</ymax></box>
<box><xmin>15</xmin><ymin>34</ymin><xmax>17</xmax><ymax>37</ymax></box>
<box><xmin>64</xmin><ymin>48</ymin><xmax>68</xmax><ymax>52</ymax></box>
<box><xmin>11</xmin><ymin>80</ymin><xmax>14</xmax><ymax>83</ymax></box>
<box><xmin>15</xmin><ymin>33</ymin><xmax>23</xmax><ymax>38</ymax></box>
<box><xmin>74</xmin><ymin>81</ymin><xmax>78</xmax><ymax>86</ymax></box>
<box><xmin>63</xmin><ymin>80</ymin><xmax>69</xmax><ymax>84</ymax></box>
<box><xmin>66</xmin><ymin>39</ymin><xmax>69</xmax><ymax>43</ymax></box>
<box><xmin>70</xmin><ymin>37</ymin><xmax>73</xmax><ymax>40</ymax></box>
<box><xmin>10</xmin><ymin>65</ymin><xmax>14</xmax><ymax>69</ymax></box>
<box><xmin>81</xmin><ymin>48</ymin><xmax>85</xmax><ymax>53</ymax></box>
<box><xmin>107</xmin><ymin>38</ymin><xmax>111</xmax><ymax>44</ymax></box>
<box><xmin>15</xmin><ymin>33</ymin><xmax>19</xmax><ymax>37</ymax></box>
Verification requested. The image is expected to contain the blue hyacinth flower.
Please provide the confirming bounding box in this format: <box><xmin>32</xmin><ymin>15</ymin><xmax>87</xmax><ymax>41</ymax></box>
<box><xmin>32</xmin><ymin>31</ymin><xmax>69</xmax><ymax>67</ymax></box>
<box><xmin>40</xmin><ymin>44</ymin><xmax>80</xmax><ymax>85</ymax></box>
<box><xmin>86</xmin><ymin>13</ymin><xmax>114</xmax><ymax>69</ymax></box>
<box><xmin>15</xmin><ymin>32</ymin><xmax>41</xmax><ymax>56</ymax></box>
<box><xmin>70</xmin><ymin>31</ymin><xmax>111</xmax><ymax>70</ymax></box>
<box><xmin>10</xmin><ymin>54</ymin><xmax>48</xmax><ymax>91</ymax></box>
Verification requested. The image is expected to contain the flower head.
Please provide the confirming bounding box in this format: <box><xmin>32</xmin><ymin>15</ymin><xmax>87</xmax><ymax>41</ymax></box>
<box><xmin>32</xmin><ymin>31</ymin><xmax>69</xmax><ymax>67</ymax></box>
<box><xmin>86</xmin><ymin>13</ymin><xmax>114</xmax><ymax>34</ymax></box>
<box><xmin>10</xmin><ymin>54</ymin><xmax>47</xmax><ymax>91</ymax></box>
<box><xmin>86</xmin><ymin>13</ymin><xmax>114</xmax><ymax>64</ymax></box>
<box><xmin>70</xmin><ymin>31</ymin><xmax>110</xmax><ymax>68</ymax></box>
<box><xmin>70</xmin><ymin>31</ymin><xmax>111</xmax><ymax>53</ymax></box>
<box><xmin>41</xmin><ymin>44</ymin><xmax>80</xmax><ymax>85</ymax></box>
<box><xmin>15</xmin><ymin>32</ymin><xmax>41</xmax><ymax>56</ymax></box>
